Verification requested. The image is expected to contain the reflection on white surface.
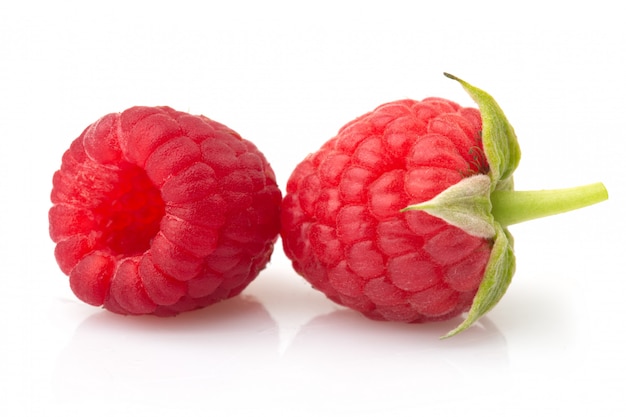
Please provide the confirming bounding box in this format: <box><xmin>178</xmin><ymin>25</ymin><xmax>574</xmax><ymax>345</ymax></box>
<box><xmin>53</xmin><ymin>296</ymin><xmax>280</xmax><ymax>404</ymax></box>
<box><xmin>52</xmin><ymin>272</ymin><xmax>509</xmax><ymax>415</ymax></box>
<box><xmin>280</xmin><ymin>310</ymin><xmax>509</xmax><ymax>414</ymax></box>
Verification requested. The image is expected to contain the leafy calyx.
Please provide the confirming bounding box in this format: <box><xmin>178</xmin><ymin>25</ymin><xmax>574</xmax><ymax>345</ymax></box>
<box><xmin>404</xmin><ymin>73</ymin><xmax>608</xmax><ymax>338</ymax></box>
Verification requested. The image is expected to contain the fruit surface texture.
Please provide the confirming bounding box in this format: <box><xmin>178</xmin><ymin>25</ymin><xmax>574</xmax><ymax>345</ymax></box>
<box><xmin>49</xmin><ymin>106</ymin><xmax>282</xmax><ymax>315</ymax></box>
<box><xmin>281</xmin><ymin>98</ymin><xmax>492</xmax><ymax>324</ymax></box>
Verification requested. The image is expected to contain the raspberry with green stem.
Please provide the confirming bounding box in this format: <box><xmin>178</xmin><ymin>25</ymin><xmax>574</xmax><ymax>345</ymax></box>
<box><xmin>281</xmin><ymin>73</ymin><xmax>608</xmax><ymax>338</ymax></box>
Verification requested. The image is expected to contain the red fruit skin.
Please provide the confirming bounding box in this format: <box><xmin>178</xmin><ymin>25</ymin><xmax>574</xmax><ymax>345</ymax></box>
<box><xmin>281</xmin><ymin>98</ymin><xmax>493</xmax><ymax>323</ymax></box>
<box><xmin>50</xmin><ymin>106</ymin><xmax>282</xmax><ymax>316</ymax></box>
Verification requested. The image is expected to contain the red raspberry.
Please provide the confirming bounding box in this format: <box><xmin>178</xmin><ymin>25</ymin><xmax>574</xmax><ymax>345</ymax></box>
<box><xmin>49</xmin><ymin>106</ymin><xmax>282</xmax><ymax>316</ymax></box>
<box><xmin>281</xmin><ymin>98</ymin><xmax>489</xmax><ymax>324</ymax></box>
<box><xmin>281</xmin><ymin>74</ymin><xmax>608</xmax><ymax>337</ymax></box>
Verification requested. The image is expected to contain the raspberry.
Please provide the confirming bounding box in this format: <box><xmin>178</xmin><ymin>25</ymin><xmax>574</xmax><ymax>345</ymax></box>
<box><xmin>49</xmin><ymin>106</ymin><xmax>282</xmax><ymax>316</ymax></box>
<box><xmin>282</xmin><ymin>98</ymin><xmax>489</xmax><ymax>324</ymax></box>
<box><xmin>281</xmin><ymin>74</ymin><xmax>608</xmax><ymax>336</ymax></box>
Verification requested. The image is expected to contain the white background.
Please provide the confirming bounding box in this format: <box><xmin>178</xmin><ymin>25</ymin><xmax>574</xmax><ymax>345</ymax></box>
<box><xmin>1</xmin><ymin>1</ymin><xmax>624</xmax><ymax>416</ymax></box>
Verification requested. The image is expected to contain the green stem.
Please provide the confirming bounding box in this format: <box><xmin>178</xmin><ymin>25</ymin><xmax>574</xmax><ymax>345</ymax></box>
<box><xmin>491</xmin><ymin>182</ymin><xmax>608</xmax><ymax>227</ymax></box>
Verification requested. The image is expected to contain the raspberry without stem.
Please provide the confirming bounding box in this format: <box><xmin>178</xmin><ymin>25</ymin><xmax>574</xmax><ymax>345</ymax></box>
<box><xmin>50</xmin><ymin>106</ymin><xmax>282</xmax><ymax>315</ymax></box>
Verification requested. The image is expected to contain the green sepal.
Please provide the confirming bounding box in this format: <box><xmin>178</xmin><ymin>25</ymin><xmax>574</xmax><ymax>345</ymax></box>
<box><xmin>440</xmin><ymin>74</ymin><xmax>521</xmax><ymax>337</ymax></box>
<box><xmin>444</xmin><ymin>73</ymin><xmax>521</xmax><ymax>187</ymax></box>
<box><xmin>402</xmin><ymin>174</ymin><xmax>496</xmax><ymax>239</ymax></box>
<box><xmin>442</xmin><ymin>224</ymin><xmax>516</xmax><ymax>338</ymax></box>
